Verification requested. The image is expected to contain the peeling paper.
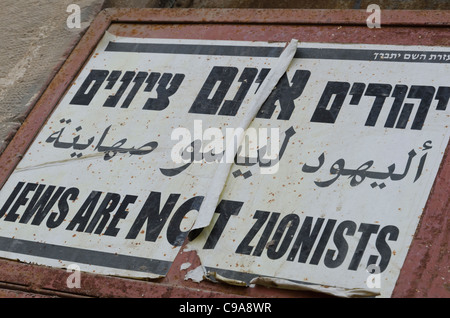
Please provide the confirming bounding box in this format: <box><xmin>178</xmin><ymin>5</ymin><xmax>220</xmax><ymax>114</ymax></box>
<box><xmin>205</xmin><ymin>270</ymin><xmax>248</xmax><ymax>287</ymax></box>
<box><xmin>203</xmin><ymin>268</ymin><xmax>378</xmax><ymax>298</ymax></box>
<box><xmin>191</xmin><ymin>39</ymin><xmax>299</xmax><ymax>231</ymax></box>
<box><xmin>250</xmin><ymin>277</ymin><xmax>380</xmax><ymax>298</ymax></box>
<box><xmin>184</xmin><ymin>265</ymin><xmax>206</xmax><ymax>283</ymax></box>
<box><xmin>180</xmin><ymin>262</ymin><xmax>192</xmax><ymax>271</ymax></box>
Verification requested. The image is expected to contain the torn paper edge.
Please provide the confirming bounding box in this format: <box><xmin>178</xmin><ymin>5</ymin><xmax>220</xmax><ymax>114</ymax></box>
<box><xmin>200</xmin><ymin>263</ymin><xmax>379</xmax><ymax>298</ymax></box>
<box><xmin>191</xmin><ymin>39</ymin><xmax>299</xmax><ymax>231</ymax></box>
<box><xmin>205</xmin><ymin>270</ymin><xmax>248</xmax><ymax>287</ymax></box>
<box><xmin>184</xmin><ymin>265</ymin><xmax>207</xmax><ymax>283</ymax></box>
<box><xmin>180</xmin><ymin>262</ymin><xmax>192</xmax><ymax>271</ymax></box>
<box><xmin>250</xmin><ymin>277</ymin><xmax>380</xmax><ymax>298</ymax></box>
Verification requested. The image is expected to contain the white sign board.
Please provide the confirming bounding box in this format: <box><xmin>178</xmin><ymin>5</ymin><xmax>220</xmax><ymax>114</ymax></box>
<box><xmin>0</xmin><ymin>32</ymin><xmax>448</xmax><ymax>297</ymax></box>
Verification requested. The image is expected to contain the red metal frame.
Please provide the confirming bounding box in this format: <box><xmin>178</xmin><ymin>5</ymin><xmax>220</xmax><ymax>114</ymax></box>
<box><xmin>0</xmin><ymin>9</ymin><xmax>448</xmax><ymax>298</ymax></box>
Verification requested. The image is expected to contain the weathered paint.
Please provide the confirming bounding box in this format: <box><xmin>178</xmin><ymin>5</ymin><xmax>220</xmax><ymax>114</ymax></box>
<box><xmin>0</xmin><ymin>32</ymin><xmax>297</xmax><ymax>279</ymax></box>
<box><xmin>185</xmin><ymin>41</ymin><xmax>449</xmax><ymax>297</ymax></box>
<box><xmin>0</xmin><ymin>9</ymin><xmax>448</xmax><ymax>298</ymax></box>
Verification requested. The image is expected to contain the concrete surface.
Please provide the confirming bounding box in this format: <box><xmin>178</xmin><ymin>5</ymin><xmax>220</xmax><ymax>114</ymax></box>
<box><xmin>0</xmin><ymin>0</ymin><xmax>105</xmax><ymax>153</ymax></box>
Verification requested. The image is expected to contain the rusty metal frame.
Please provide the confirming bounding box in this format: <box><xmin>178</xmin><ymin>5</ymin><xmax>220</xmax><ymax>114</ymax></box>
<box><xmin>0</xmin><ymin>8</ymin><xmax>448</xmax><ymax>298</ymax></box>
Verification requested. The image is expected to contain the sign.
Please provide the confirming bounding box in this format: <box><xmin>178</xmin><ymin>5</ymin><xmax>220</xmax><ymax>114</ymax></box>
<box><xmin>188</xmin><ymin>42</ymin><xmax>450</xmax><ymax>297</ymax></box>
<box><xmin>0</xmin><ymin>32</ymin><xmax>448</xmax><ymax>297</ymax></box>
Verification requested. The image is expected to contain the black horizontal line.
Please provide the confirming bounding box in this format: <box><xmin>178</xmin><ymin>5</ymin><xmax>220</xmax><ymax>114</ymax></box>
<box><xmin>105</xmin><ymin>41</ymin><xmax>449</xmax><ymax>63</ymax></box>
<box><xmin>105</xmin><ymin>42</ymin><xmax>284</xmax><ymax>57</ymax></box>
<box><xmin>0</xmin><ymin>236</ymin><xmax>171</xmax><ymax>276</ymax></box>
